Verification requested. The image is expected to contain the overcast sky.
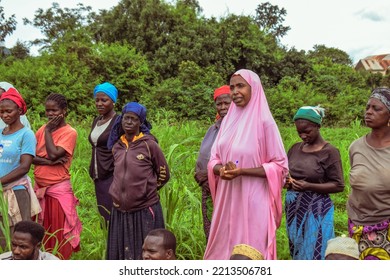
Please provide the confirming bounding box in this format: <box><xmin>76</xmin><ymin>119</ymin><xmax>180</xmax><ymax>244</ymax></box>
<box><xmin>2</xmin><ymin>0</ymin><xmax>390</xmax><ymax>64</ymax></box>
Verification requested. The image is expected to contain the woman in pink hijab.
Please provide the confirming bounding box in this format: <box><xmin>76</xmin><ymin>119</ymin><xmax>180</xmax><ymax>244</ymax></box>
<box><xmin>204</xmin><ymin>69</ymin><xmax>288</xmax><ymax>260</ymax></box>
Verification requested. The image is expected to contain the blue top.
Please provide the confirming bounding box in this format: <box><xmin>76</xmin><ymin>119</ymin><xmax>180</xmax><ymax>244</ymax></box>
<box><xmin>0</xmin><ymin>126</ymin><xmax>36</xmax><ymax>179</ymax></box>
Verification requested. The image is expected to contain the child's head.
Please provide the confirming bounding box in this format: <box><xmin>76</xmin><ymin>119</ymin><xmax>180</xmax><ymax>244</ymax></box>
<box><xmin>325</xmin><ymin>235</ymin><xmax>359</xmax><ymax>260</ymax></box>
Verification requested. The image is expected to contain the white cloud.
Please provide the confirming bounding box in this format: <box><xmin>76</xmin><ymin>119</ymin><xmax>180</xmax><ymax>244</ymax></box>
<box><xmin>355</xmin><ymin>8</ymin><xmax>387</xmax><ymax>22</ymax></box>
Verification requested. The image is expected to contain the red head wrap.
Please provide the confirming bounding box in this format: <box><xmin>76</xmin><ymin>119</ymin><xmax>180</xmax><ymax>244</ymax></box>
<box><xmin>213</xmin><ymin>85</ymin><xmax>230</xmax><ymax>101</ymax></box>
<box><xmin>0</xmin><ymin>88</ymin><xmax>27</xmax><ymax>115</ymax></box>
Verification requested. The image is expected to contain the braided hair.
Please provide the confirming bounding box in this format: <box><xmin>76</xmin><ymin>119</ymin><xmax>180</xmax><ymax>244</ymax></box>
<box><xmin>46</xmin><ymin>92</ymin><xmax>67</xmax><ymax>109</ymax></box>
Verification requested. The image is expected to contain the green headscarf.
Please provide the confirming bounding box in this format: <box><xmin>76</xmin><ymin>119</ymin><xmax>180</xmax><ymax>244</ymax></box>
<box><xmin>293</xmin><ymin>106</ymin><xmax>325</xmax><ymax>125</ymax></box>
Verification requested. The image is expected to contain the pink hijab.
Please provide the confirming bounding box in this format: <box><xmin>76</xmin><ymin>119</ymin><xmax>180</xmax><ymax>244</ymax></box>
<box><xmin>205</xmin><ymin>69</ymin><xmax>288</xmax><ymax>259</ymax></box>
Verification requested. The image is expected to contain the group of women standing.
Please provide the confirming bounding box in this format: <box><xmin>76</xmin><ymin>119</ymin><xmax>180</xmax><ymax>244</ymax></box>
<box><xmin>195</xmin><ymin>70</ymin><xmax>390</xmax><ymax>260</ymax></box>
<box><xmin>284</xmin><ymin>88</ymin><xmax>390</xmax><ymax>260</ymax></box>
<box><xmin>0</xmin><ymin>81</ymin><xmax>170</xmax><ymax>260</ymax></box>
<box><xmin>0</xmin><ymin>84</ymin><xmax>81</xmax><ymax>259</ymax></box>
<box><xmin>89</xmin><ymin>83</ymin><xmax>170</xmax><ymax>260</ymax></box>
<box><xmin>1</xmin><ymin>72</ymin><xmax>389</xmax><ymax>261</ymax></box>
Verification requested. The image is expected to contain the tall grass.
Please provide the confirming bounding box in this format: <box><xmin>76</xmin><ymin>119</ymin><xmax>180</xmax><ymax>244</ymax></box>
<box><xmin>0</xmin><ymin>114</ymin><xmax>370</xmax><ymax>259</ymax></box>
<box><xmin>0</xmin><ymin>186</ymin><xmax>11</xmax><ymax>253</ymax></box>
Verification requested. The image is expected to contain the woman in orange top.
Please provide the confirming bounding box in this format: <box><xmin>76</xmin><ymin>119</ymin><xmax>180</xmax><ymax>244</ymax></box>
<box><xmin>33</xmin><ymin>93</ymin><xmax>82</xmax><ymax>260</ymax></box>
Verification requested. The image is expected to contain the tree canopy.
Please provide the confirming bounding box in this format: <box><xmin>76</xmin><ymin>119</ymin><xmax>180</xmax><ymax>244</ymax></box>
<box><xmin>0</xmin><ymin>0</ymin><xmax>16</xmax><ymax>42</ymax></box>
<box><xmin>1</xmin><ymin>0</ymin><xmax>388</xmax><ymax>126</ymax></box>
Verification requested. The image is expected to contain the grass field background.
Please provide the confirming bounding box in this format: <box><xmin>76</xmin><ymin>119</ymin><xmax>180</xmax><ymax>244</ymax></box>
<box><xmin>1</xmin><ymin>115</ymin><xmax>369</xmax><ymax>260</ymax></box>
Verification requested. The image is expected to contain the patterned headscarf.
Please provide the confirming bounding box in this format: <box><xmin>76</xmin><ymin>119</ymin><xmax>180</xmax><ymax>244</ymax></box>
<box><xmin>231</xmin><ymin>244</ymin><xmax>264</xmax><ymax>260</ymax></box>
<box><xmin>0</xmin><ymin>88</ymin><xmax>27</xmax><ymax>115</ymax></box>
<box><xmin>93</xmin><ymin>82</ymin><xmax>118</xmax><ymax>103</ymax></box>
<box><xmin>107</xmin><ymin>102</ymin><xmax>152</xmax><ymax>149</ymax></box>
<box><xmin>293</xmin><ymin>105</ymin><xmax>325</xmax><ymax>125</ymax></box>
<box><xmin>370</xmin><ymin>87</ymin><xmax>390</xmax><ymax>111</ymax></box>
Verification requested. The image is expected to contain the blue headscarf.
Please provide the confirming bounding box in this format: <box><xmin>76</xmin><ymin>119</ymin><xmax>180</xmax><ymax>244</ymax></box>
<box><xmin>93</xmin><ymin>82</ymin><xmax>118</xmax><ymax>102</ymax></box>
<box><xmin>107</xmin><ymin>102</ymin><xmax>152</xmax><ymax>149</ymax></box>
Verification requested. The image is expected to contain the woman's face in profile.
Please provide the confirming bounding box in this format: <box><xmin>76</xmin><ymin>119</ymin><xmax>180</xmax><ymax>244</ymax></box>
<box><xmin>230</xmin><ymin>75</ymin><xmax>251</xmax><ymax>107</ymax></box>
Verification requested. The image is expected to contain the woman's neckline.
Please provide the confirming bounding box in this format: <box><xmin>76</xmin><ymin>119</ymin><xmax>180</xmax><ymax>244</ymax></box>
<box><xmin>299</xmin><ymin>141</ymin><xmax>328</xmax><ymax>153</ymax></box>
<box><xmin>364</xmin><ymin>134</ymin><xmax>390</xmax><ymax>150</ymax></box>
<box><xmin>2</xmin><ymin>124</ymin><xmax>24</xmax><ymax>135</ymax></box>
<box><xmin>97</xmin><ymin>111</ymin><xmax>115</xmax><ymax>126</ymax></box>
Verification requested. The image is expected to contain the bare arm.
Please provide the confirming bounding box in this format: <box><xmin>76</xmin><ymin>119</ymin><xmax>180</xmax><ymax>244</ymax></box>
<box><xmin>44</xmin><ymin>115</ymin><xmax>67</xmax><ymax>160</ymax></box>
<box><xmin>290</xmin><ymin>179</ymin><xmax>344</xmax><ymax>194</ymax></box>
<box><xmin>214</xmin><ymin>161</ymin><xmax>266</xmax><ymax>180</ymax></box>
<box><xmin>33</xmin><ymin>155</ymin><xmax>68</xmax><ymax>166</ymax></box>
<box><xmin>0</xmin><ymin>154</ymin><xmax>33</xmax><ymax>185</ymax></box>
<box><xmin>194</xmin><ymin>169</ymin><xmax>208</xmax><ymax>186</ymax></box>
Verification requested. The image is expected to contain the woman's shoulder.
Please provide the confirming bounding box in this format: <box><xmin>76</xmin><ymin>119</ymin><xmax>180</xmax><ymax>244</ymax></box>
<box><xmin>288</xmin><ymin>142</ymin><xmax>302</xmax><ymax>152</ymax></box>
<box><xmin>349</xmin><ymin>135</ymin><xmax>366</xmax><ymax>151</ymax></box>
<box><xmin>20</xmin><ymin>126</ymin><xmax>36</xmax><ymax>138</ymax></box>
<box><xmin>140</xmin><ymin>134</ymin><xmax>159</xmax><ymax>145</ymax></box>
<box><xmin>35</xmin><ymin>124</ymin><xmax>45</xmax><ymax>135</ymax></box>
<box><xmin>322</xmin><ymin>142</ymin><xmax>340</xmax><ymax>152</ymax></box>
<box><xmin>321</xmin><ymin>143</ymin><xmax>342</xmax><ymax>162</ymax></box>
<box><xmin>2</xmin><ymin>126</ymin><xmax>35</xmax><ymax>138</ymax></box>
<box><xmin>63</xmin><ymin>124</ymin><xmax>77</xmax><ymax>135</ymax></box>
<box><xmin>91</xmin><ymin>115</ymin><xmax>100</xmax><ymax>126</ymax></box>
<box><xmin>48</xmin><ymin>124</ymin><xmax>78</xmax><ymax>140</ymax></box>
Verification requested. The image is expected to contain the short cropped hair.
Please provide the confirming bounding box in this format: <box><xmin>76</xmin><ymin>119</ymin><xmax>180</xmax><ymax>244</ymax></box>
<box><xmin>147</xmin><ymin>228</ymin><xmax>176</xmax><ymax>254</ymax></box>
<box><xmin>13</xmin><ymin>221</ymin><xmax>45</xmax><ymax>246</ymax></box>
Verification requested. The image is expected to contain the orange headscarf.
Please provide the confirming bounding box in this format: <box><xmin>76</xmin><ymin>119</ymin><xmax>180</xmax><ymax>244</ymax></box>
<box><xmin>214</xmin><ymin>85</ymin><xmax>230</xmax><ymax>120</ymax></box>
<box><xmin>213</xmin><ymin>85</ymin><xmax>230</xmax><ymax>101</ymax></box>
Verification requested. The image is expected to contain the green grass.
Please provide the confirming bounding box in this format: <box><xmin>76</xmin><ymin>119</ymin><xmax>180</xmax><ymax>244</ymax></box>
<box><xmin>0</xmin><ymin>186</ymin><xmax>11</xmax><ymax>253</ymax></box>
<box><xmin>0</xmin><ymin>116</ymin><xmax>369</xmax><ymax>259</ymax></box>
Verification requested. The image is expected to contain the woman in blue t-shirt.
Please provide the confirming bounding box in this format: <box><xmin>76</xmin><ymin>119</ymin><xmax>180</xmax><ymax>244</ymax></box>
<box><xmin>0</xmin><ymin>88</ymin><xmax>37</xmax><ymax>248</ymax></box>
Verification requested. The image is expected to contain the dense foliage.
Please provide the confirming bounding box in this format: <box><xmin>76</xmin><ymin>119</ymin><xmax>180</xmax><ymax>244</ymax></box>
<box><xmin>1</xmin><ymin>0</ymin><xmax>389</xmax><ymax>125</ymax></box>
<box><xmin>0</xmin><ymin>0</ymin><xmax>387</xmax><ymax>260</ymax></box>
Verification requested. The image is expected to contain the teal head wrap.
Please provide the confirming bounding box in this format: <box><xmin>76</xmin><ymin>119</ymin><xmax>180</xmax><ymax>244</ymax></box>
<box><xmin>293</xmin><ymin>106</ymin><xmax>325</xmax><ymax>125</ymax></box>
